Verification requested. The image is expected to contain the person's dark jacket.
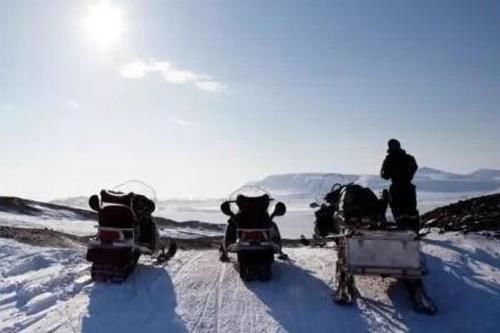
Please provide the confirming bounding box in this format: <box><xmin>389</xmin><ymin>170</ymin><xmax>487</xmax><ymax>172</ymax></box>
<box><xmin>380</xmin><ymin>149</ymin><xmax>418</xmax><ymax>184</ymax></box>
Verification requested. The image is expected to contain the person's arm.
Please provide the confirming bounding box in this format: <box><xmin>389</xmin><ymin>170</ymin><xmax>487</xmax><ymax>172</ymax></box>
<box><xmin>380</xmin><ymin>156</ymin><xmax>391</xmax><ymax>180</ymax></box>
<box><xmin>408</xmin><ymin>155</ymin><xmax>418</xmax><ymax>179</ymax></box>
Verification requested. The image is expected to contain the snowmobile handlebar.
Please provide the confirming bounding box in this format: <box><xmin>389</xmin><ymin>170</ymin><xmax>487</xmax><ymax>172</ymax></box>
<box><xmin>309</xmin><ymin>202</ymin><xmax>320</xmax><ymax>208</ymax></box>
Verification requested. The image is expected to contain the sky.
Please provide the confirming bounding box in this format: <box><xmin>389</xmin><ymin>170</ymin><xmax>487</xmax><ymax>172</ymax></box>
<box><xmin>1</xmin><ymin>0</ymin><xmax>499</xmax><ymax>200</ymax></box>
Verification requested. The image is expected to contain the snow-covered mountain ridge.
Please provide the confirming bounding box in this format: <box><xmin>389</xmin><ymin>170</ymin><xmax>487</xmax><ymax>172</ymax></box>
<box><xmin>0</xmin><ymin>196</ymin><xmax>224</xmax><ymax>239</ymax></box>
<box><xmin>250</xmin><ymin>167</ymin><xmax>500</xmax><ymax>196</ymax></box>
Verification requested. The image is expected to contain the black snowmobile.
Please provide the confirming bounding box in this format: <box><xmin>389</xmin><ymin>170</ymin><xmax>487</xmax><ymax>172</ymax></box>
<box><xmin>86</xmin><ymin>181</ymin><xmax>176</xmax><ymax>283</ymax></box>
<box><xmin>219</xmin><ymin>186</ymin><xmax>287</xmax><ymax>281</ymax></box>
<box><xmin>307</xmin><ymin>183</ymin><xmax>437</xmax><ymax>314</ymax></box>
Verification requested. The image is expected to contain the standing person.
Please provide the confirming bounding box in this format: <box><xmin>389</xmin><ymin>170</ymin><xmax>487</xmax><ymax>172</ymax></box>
<box><xmin>380</xmin><ymin>139</ymin><xmax>419</xmax><ymax>231</ymax></box>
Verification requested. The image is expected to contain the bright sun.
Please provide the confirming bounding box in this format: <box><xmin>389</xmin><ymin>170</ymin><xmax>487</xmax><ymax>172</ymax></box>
<box><xmin>84</xmin><ymin>1</ymin><xmax>125</xmax><ymax>45</ymax></box>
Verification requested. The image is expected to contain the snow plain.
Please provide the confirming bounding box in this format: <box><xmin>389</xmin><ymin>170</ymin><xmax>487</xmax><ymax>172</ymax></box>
<box><xmin>0</xmin><ymin>233</ymin><xmax>499</xmax><ymax>333</ymax></box>
<box><xmin>17</xmin><ymin>190</ymin><xmax>492</xmax><ymax>239</ymax></box>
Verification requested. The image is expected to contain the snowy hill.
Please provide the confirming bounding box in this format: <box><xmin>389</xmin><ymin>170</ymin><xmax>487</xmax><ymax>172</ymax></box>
<box><xmin>422</xmin><ymin>192</ymin><xmax>500</xmax><ymax>234</ymax></box>
<box><xmin>469</xmin><ymin>168</ymin><xmax>500</xmax><ymax>180</ymax></box>
<box><xmin>50</xmin><ymin>196</ymin><xmax>90</xmax><ymax>210</ymax></box>
<box><xmin>0</xmin><ymin>196</ymin><xmax>224</xmax><ymax>239</ymax></box>
<box><xmin>0</xmin><ymin>233</ymin><xmax>499</xmax><ymax>333</ymax></box>
<box><xmin>251</xmin><ymin>167</ymin><xmax>500</xmax><ymax>196</ymax></box>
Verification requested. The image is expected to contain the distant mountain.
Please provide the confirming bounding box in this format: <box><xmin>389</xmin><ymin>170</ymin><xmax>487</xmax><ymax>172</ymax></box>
<box><xmin>251</xmin><ymin>167</ymin><xmax>500</xmax><ymax>196</ymax></box>
<box><xmin>50</xmin><ymin>167</ymin><xmax>500</xmax><ymax>204</ymax></box>
<box><xmin>50</xmin><ymin>196</ymin><xmax>90</xmax><ymax>210</ymax></box>
<box><xmin>469</xmin><ymin>169</ymin><xmax>500</xmax><ymax>180</ymax></box>
<box><xmin>0</xmin><ymin>196</ymin><xmax>95</xmax><ymax>220</ymax></box>
<box><xmin>0</xmin><ymin>196</ymin><xmax>224</xmax><ymax>237</ymax></box>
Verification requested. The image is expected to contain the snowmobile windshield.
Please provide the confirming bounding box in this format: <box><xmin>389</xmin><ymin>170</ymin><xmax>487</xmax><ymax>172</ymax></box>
<box><xmin>228</xmin><ymin>185</ymin><xmax>274</xmax><ymax>213</ymax></box>
<box><xmin>229</xmin><ymin>185</ymin><xmax>272</xmax><ymax>201</ymax></box>
<box><xmin>113</xmin><ymin>180</ymin><xmax>157</xmax><ymax>204</ymax></box>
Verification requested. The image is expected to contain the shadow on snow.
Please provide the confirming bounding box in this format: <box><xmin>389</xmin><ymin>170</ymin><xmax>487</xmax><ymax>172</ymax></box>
<box><xmin>246</xmin><ymin>261</ymin><xmax>370</xmax><ymax>333</ymax></box>
<box><xmin>360</xmin><ymin>238</ymin><xmax>500</xmax><ymax>333</ymax></box>
<box><xmin>81</xmin><ymin>264</ymin><xmax>186</xmax><ymax>333</ymax></box>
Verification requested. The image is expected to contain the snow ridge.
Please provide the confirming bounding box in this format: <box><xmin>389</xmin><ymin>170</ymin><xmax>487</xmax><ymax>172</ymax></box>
<box><xmin>0</xmin><ymin>239</ymin><xmax>91</xmax><ymax>332</ymax></box>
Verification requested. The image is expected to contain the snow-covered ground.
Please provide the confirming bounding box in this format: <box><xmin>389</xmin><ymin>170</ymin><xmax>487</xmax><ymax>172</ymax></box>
<box><xmin>0</xmin><ymin>211</ymin><xmax>223</xmax><ymax>240</ymax></box>
<box><xmin>159</xmin><ymin>226</ymin><xmax>223</xmax><ymax>239</ymax></box>
<box><xmin>0</xmin><ymin>211</ymin><xmax>97</xmax><ymax>237</ymax></box>
<box><xmin>0</xmin><ymin>202</ymin><xmax>224</xmax><ymax>240</ymax></box>
<box><xmin>1</xmin><ymin>233</ymin><xmax>499</xmax><ymax>333</ymax></box>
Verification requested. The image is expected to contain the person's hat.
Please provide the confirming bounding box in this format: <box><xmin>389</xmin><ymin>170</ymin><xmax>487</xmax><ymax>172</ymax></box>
<box><xmin>387</xmin><ymin>138</ymin><xmax>401</xmax><ymax>151</ymax></box>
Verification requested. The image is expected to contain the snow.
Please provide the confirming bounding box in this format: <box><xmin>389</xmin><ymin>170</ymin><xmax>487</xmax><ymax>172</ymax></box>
<box><xmin>1</xmin><ymin>233</ymin><xmax>499</xmax><ymax>333</ymax></box>
<box><xmin>0</xmin><ymin>239</ymin><xmax>90</xmax><ymax>332</ymax></box>
<box><xmin>0</xmin><ymin>211</ymin><xmax>97</xmax><ymax>236</ymax></box>
<box><xmin>159</xmin><ymin>227</ymin><xmax>223</xmax><ymax>239</ymax></box>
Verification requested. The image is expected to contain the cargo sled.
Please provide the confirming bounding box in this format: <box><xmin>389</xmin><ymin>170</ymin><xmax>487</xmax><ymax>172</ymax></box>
<box><xmin>310</xmin><ymin>183</ymin><xmax>437</xmax><ymax>314</ymax></box>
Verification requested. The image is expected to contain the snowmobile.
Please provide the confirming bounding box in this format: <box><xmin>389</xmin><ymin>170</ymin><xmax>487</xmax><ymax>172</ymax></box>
<box><xmin>220</xmin><ymin>186</ymin><xmax>287</xmax><ymax>281</ymax></box>
<box><xmin>86</xmin><ymin>181</ymin><xmax>177</xmax><ymax>283</ymax></box>
<box><xmin>308</xmin><ymin>183</ymin><xmax>437</xmax><ymax>314</ymax></box>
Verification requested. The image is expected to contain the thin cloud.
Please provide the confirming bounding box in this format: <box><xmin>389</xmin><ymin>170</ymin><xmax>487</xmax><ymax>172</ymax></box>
<box><xmin>170</xmin><ymin>118</ymin><xmax>192</xmax><ymax>127</ymax></box>
<box><xmin>120</xmin><ymin>58</ymin><xmax>227</xmax><ymax>93</ymax></box>
<box><xmin>66</xmin><ymin>99</ymin><xmax>81</xmax><ymax>109</ymax></box>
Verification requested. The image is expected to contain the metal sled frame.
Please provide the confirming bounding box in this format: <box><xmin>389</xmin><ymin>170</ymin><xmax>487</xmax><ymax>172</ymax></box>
<box><xmin>344</xmin><ymin>230</ymin><xmax>423</xmax><ymax>279</ymax></box>
<box><xmin>333</xmin><ymin>228</ymin><xmax>436</xmax><ymax>314</ymax></box>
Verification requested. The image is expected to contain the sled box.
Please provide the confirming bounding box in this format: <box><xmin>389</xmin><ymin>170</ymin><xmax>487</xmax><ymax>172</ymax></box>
<box><xmin>346</xmin><ymin>230</ymin><xmax>422</xmax><ymax>278</ymax></box>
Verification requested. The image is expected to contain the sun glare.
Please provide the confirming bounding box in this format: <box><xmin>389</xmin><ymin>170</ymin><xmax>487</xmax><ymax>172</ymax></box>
<box><xmin>84</xmin><ymin>1</ymin><xmax>125</xmax><ymax>46</ymax></box>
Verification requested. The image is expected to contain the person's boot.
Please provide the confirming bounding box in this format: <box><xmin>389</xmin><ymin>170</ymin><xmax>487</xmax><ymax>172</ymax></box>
<box><xmin>278</xmin><ymin>250</ymin><xmax>289</xmax><ymax>260</ymax></box>
<box><xmin>219</xmin><ymin>244</ymin><xmax>230</xmax><ymax>262</ymax></box>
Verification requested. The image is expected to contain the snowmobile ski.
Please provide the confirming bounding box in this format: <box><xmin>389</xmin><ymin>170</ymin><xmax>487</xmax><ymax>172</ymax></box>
<box><xmin>405</xmin><ymin>279</ymin><xmax>437</xmax><ymax>315</ymax></box>
<box><xmin>334</xmin><ymin>273</ymin><xmax>356</xmax><ymax>305</ymax></box>
<box><xmin>155</xmin><ymin>242</ymin><xmax>178</xmax><ymax>264</ymax></box>
<box><xmin>277</xmin><ymin>252</ymin><xmax>289</xmax><ymax>261</ymax></box>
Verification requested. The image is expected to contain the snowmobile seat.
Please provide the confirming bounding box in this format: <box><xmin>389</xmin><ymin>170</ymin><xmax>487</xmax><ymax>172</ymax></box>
<box><xmin>235</xmin><ymin>194</ymin><xmax>270</xmax><ymax>213</ymax></box>
<box><xmin>100</xmin><ymin>190</ymin><xmax>134</xmax><ymax>208</ymax></box>
<box><xmin>235</xmin><ymin>195</ymin><xmax>272</xmax><ymax>229</ymax></box>
<box><xmin>98</xmin><ymin>204</ymin><xmax>137</xmax><ymax>228</ymax></box>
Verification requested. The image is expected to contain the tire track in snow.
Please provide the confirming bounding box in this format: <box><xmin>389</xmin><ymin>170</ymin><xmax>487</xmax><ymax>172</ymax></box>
<box><xmin>171</xmin><ymin>252</ymin><xmax>206</xmax><ymax>279</ymax></box>
<box><xmin>191</xmin><ymin>259</ymin><xmax>224</xmax><ymax>333</ymax></box>
<box><xmin>215</xmin><ymin>263</ymin><xmax>226</xmax><ymax>333</ymax></box>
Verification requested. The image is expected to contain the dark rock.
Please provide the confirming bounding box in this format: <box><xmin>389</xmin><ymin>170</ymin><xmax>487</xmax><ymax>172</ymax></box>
<box><xmin>421</xmin><ymin>192</ymin><xmax>500</xmax><ymax>235</ymax></box>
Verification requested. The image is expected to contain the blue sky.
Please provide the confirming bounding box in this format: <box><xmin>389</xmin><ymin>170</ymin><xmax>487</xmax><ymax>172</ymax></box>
<box><xmin>1</xmin><ymin>0</ymin><xmax>499</xmax><ymax>199</ymax></box>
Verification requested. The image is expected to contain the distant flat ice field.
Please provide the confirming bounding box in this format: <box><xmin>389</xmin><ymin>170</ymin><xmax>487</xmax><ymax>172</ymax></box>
<box><xmin>2</xmin><ymin>191</ymin><xmax>487</xmax><ymax>239</ymax></box>
<box><xmin>154</xmin><ymin>191</ymin><xmax>487</xmax><ymax>238</ymax></box>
